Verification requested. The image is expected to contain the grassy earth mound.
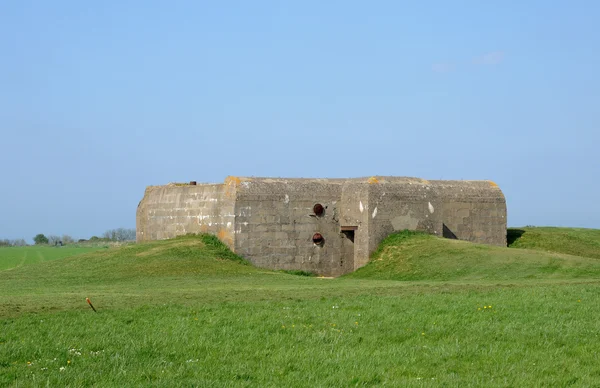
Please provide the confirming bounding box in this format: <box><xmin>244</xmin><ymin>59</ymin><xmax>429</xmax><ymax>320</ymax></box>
<box><xmin>508</xmin><ymin>226</ymin><xmax>600</xmax><ymax>259</ymax></box>
<box><xmin>345</xmin><ymin>229</ymin><xmax>600</xmax><ymax>281</ymax></box>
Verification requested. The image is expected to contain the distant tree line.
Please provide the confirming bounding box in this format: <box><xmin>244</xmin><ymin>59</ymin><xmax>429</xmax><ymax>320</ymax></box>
<box><xmin>33</xmin><ymin>234</ymin><xmax>75</xmax><ymax>246</ymax></box>
<box><xmin>83</xmin><ymin>228</ymin><xmax>136</xmax><ymax>243</ymax></box>
<box><xmin>4</xmin><ymin>228</ymin><xmax>138</xmax><ymax>246</ymax></box>
<box><xmin>0</xmin><ymin>238</ymin><xmax>28</xmax><ymax>247</ymax></box>
<box><xmin>100</xmin><ymin>228</ymin><xmax>136</xmax><ymax>242</ymax></box>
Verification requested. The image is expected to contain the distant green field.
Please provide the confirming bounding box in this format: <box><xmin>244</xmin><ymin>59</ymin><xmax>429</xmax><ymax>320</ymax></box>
<box><xmin>0</xmin><ymin>246</ymin><xmax>107</xmax><ymax>271</ymax></box>
<box><xmin>1</xmin><ymin>230</ymin><xmax>600</xmax><ymax>386</ymax></box>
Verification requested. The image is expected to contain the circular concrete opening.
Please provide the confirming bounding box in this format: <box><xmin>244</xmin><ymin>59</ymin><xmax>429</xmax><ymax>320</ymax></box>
<box><xmin>312</xmin><ymin>233</ymin><xmax>325</xmax><ymax>246</ymax></box>
<box><xmin>313</xmin><ymin>203</ymin><xmax>325</xmax><ymax>217</ymax></box>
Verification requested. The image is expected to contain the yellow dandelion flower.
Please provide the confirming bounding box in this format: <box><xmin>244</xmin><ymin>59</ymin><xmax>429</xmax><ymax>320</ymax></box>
<box><xmin>488</xmin><ymin>305</ymin><xmax>492</xmax><ymax>308</ymax></box>
<box><xmin>478</xmin><ymin>308</ymin><xmax>481</xmax><ymax>311</ymax></box>
<box><xmin>483</xmin><ymin>306</ymin><xmax>487</xmax><ymax>309</ymax></box>
<box><xmin>355</xmin><ymin>322</ymin><xmax>358</xmax><ymax>325</ymax></box>
<box><xmin>421</xmin><ymin>332</ymin><xmax>425</xmax><ymax>336</ymax></box>
<box><xmin>67</xmin><ymin>360</ymin><xmax>71</xmax><ymax>364</ymax></box>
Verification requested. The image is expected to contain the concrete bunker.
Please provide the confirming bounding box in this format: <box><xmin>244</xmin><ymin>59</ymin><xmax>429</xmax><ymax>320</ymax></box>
<box><xmin>137</xmin><ymin>176</ymin><xmax>507</xmax><ymax>276</ymax></box>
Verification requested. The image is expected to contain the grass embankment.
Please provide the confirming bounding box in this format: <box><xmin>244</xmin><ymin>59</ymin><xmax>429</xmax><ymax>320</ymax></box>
<box><xmin>1</xmin><ymin>230</ymin><xmax>600</xmax><ymax>386</ymax></box>
<box><xmin>0</xmin><ymin>246</ymin><xmax>107</xmax><ymax>271</ymax></box>
<box><xmin>346</xmin><ymin>229</ymin><xmax>600</xmax><ymax>281</ymax></box>
<box><xmin>508</xmin><ymin>226</ymin><xmax>600</xmax><ymax>259</ymax></box>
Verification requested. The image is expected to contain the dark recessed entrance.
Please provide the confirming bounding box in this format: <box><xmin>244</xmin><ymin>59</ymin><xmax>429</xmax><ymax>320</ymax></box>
<box><xmin>341</xmin><ymin>226</ymin><xmax>357</xmax><ymax>243</ymax></box>
<box><xmin>341</xmin><ymin>230</ymin><xmax>355</xmax><ymax>242</ymax></box>
<box><xmin>443</xmin><ymin>223</ymin><xmax>458</xmax><ymax>240</ymax></box>
<box><xmin>340</xmin><ymin>226</ymin><xmax>357</xmax><ymax>273</ymax></box>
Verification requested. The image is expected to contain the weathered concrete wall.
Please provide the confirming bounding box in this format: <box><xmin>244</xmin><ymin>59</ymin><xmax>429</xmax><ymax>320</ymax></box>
<box><xmin>136</xmin><ymin>176</ymin><xmax>507</xmax><ymax>276</ymax></box>
<box><xmin>363</xmin><ymin>178</ymin><xmax>507</xmax><ymax>262</ymax></box>
<box><xmin>366</xmin><ymin>178</ymin><xmax>445</xmax><ymax>265</ymax></box>
<box><xmin>437</xmin><ymin>180</ymin><xmax>507</xmax><ymax>246</ymax></box>
<box><xmin>339</xmin><ymin>181</ymin><xmax>371</xmax><ymax>271</ymax></box>
<box><xmin>231</xmin><ymin>178</ymin><xmax>349</xmax><ymax>276</ymax></box>
<box><xmin>136</xmin><ymin>182</ymin><xmax>236</xmax><ymax>249</ymax></box>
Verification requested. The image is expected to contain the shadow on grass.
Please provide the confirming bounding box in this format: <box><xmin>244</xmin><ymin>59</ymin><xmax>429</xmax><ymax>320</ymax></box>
<box><xmin>507</xmin><ymin>228</ymin><xmax>526</xmax><ymax>247</ymax></box>
<box><xmin>280</xmin><ymin>270</ymin><xmax>318</xmax><ymax>277</ymax></box>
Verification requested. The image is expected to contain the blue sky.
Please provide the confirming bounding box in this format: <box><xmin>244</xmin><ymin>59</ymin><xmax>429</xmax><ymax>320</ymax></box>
<box><xmin>1</xmin><ymin>1</ymin><xmax>598</xmax><ymax>241</ymax></box>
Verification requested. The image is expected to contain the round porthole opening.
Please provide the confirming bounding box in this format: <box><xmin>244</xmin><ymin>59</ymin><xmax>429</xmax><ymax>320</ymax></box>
<box><xmin>312</xmin><ymin>233</ymin><xmax>325</xmax><ymax>246</ymax></box>
<box><xmin>313</xmin><ymin>203</ymin><xmax>325</xmax><ymax>217</ymax></box>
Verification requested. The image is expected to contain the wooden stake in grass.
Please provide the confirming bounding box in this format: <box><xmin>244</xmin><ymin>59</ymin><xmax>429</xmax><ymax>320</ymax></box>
<box><xmin>86</xmin><ymin>297</ymin><xmax>97</xmax><ymax>312</ymax></box>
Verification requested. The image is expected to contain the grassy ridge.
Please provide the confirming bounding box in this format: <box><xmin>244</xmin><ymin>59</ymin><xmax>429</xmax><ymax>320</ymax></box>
<box><xmin>2</xmin><ymin>235</ymin><xmax>252</xmax><ymax>283</ymax></box>
<box><xmin>508</xmin><ymin>226</ymin><xmax>600</xmax><ymax>259</ymax></box>
<box><xmin>0</xmin><ymin>246</ymin><xmax>106</xmax><ymax>271</ymax></box>
<box><xmin>0</xmin><ymin>235</ymin><xmax>273</xmax><ymax>317</ymax></box>
<box><xmin>346</xmin><ymin>230</ymin><xmax>600</xmax><ymax>281</ymax></box>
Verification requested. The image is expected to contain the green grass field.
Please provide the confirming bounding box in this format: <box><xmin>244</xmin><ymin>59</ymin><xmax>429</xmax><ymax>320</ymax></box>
<box><xmin>0</xmin><ymin>246</ymin><xmax>108</xmax><ymax>271</ymax></box>
<box><xmin>1</xmin><ymin>230</ymin><xmax>600</xmax><ymax>386</ymax></box>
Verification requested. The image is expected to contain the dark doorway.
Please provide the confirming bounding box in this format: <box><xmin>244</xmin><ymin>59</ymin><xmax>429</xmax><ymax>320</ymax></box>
<box><xmin>341</xmin><ymin>230</ymin><xmax>355</xmax><ymax>242</ymax></box>
<box><xmin>443</xmin><ymin>223</ymin><xmax>458</xmax><ymax>240</ymax></box>
<box><xmin>340</xmin><ymin>226</ymin><xmax>357</xmax><ymax>272</ymax></box>
<box><xmin>341</xmin><ymin>226</ymin><xmax>357</xmax><ymax>243</ymax></box>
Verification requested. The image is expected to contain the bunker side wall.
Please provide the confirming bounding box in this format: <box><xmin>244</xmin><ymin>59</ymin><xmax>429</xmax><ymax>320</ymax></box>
<box><xmin>233</xmin><ymin>180</ymin><xmax>345</xmax><ymax>276</ymax></box>
<box><xmin>355</xmin><ymin>179</ymin><xmax>507</xmax><ymax>268</ymax></box>
<box><xmin>367</xmin><ymin>182</ymin><xmax>444</xmax><ymax>261</ymax></box>
<box><xmin>136</xmin><ymin>184</ymin><xmax>236</xmax><ymax>249</ymax></box>
<box><xmin>438</xmin><ymin>182</ymin><xmax>507</xmax><ymax>246</ymax></box>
